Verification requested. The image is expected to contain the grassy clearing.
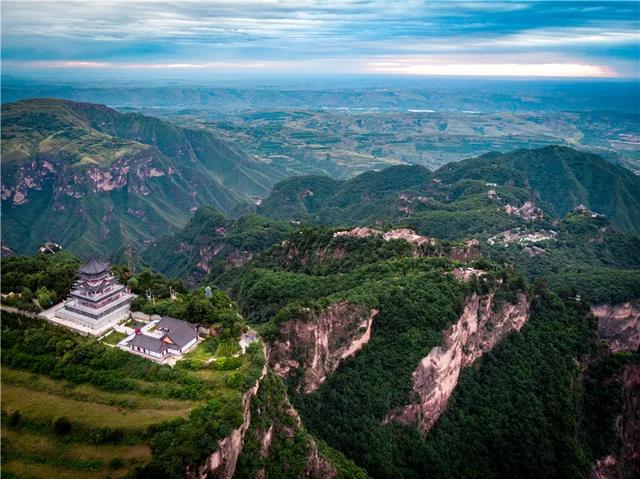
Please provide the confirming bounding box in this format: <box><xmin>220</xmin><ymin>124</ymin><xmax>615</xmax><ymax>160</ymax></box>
<box><xmin>180</xmin><ymin>337</ymin><xmax>216</xmax><ymax>363</ymax></box>
<box><xmin>2</xmin><ymin>368</ymin><xmax>197</xmax><ymax>412</ymax></box>
<box><xmin>2</xmin><ymin>459</ymin><xmax>133</xmax><ymax>479</ymax></box>
<box><xmin>102</xmin><ymin>331</ymin><xmax>128</xmax><ymax>346</ymax></box>
<box><xmin>2</xmin><ymin>383</ymin><xmax>192</xmax><ymax>430</ymax></box>
<box><xmin>2</xmin><ymin>428</ymin><xmax>150</xmax><ymax>479</ymax></box>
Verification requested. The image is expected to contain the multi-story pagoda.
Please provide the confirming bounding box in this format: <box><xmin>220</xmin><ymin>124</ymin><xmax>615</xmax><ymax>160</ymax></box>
<box><xmin>55</xmin><ymin>259</ymin><xmax>136</xmax><ymax>334</ymax></box>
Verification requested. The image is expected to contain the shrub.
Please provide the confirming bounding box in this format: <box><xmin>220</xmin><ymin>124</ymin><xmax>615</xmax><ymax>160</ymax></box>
<box><xmin>8</xmin><ymin>410</ymin><xmax>22</xmax><ymax>428</ymax></box>
<box><xmin>109</xmin><ymin>458</ymin><xmax>126</xmax><ymax>469</ymax></box>
<box><xmin>52</xmin><ymin>416</ymin><xmax>72</xmax><ymax>435</ymax></box>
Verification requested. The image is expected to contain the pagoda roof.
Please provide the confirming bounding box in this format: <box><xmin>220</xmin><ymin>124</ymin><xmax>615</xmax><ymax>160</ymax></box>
<box><xmin>79</xmin><ymin>258</ymin><xmax>110</xmax><ymax>275</ymax></box>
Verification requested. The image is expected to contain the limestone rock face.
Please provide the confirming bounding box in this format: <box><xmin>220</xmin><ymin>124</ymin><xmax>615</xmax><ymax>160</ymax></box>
<box><xmin>269</xmin><ymin>302</ymin><xmax>377</xmax><ymax>393</ymax></box>
<box><xmin>590</xmin><ymin>363</ymin><xmax>640</xmax><ymax>479</ymax></box>
<box><xmin>591</xmin><ymin>301</ymin><xmax>640</xmax><ymax>353</ymax></box>
<box><xmin>386</xmin><ymin>291</ymin><xmax>529</xmax><ymax>433</ymax></box>
<box><xmin>2</xmin><ymin>152</ymin><xmax>174</xmax><ymax>207</ymax></box>
<box><xmin>191</xmin><ymin>352</ymin><xmax>268</xmax><ymax>479</ymax></box>
<box><xmin>503</xmin><ymin>201</ymin><xmax>544</xmax><ymax>220</ymax></box>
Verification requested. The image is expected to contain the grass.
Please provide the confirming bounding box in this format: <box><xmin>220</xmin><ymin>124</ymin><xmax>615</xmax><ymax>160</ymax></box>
<box><xmin>2</xmin><ymin>368</ymin><xmax>197</xmax><ymax>412</ymax></box>
<box><xmin>2</xmin><ymin>384</ymin><xmax>193</xmax><ymax>430</ymax></box>
<box><xmin>2</xmin><ymin>461</ymin><xmax>126</xmax><ymax>479</ymax></box>
<box><xmin>2</xmin><ymin>428</ymin><xmax>150</xmax><ymax>479</ymax></box>
<box><xmin>180</xmin><ymin>337</ymin><xmax>216</xmax><ymax>363</ymax></box>
<box><xmin>102</xmin><ymin>331</ymin><xmax>128</xmax><ymax>346</ymax></box>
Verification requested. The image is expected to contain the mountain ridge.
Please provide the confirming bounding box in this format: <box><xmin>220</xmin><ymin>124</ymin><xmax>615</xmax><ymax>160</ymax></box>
<box><xmin>259</xmin><ymin>145</ymin><xmax>640</xmax><ymax>235</ymax></box>
<box><xmin>1</xmin><ymin>98</ymin><xmax>285</xmax><ymax>255</ymax></box>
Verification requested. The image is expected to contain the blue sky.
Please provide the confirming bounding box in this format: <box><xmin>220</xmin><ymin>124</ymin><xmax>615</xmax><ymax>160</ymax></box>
<box><xmin>2</xmin><ymin>1</ymin><xmax>639</xmax><ymax>78</ymax></box>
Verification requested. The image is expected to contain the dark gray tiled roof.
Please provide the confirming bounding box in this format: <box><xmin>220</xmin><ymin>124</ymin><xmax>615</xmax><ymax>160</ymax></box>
<box><xmin>158</xmin><ymin>316</ymin><xmax>198</xmax><ymax>349</ymax></box>
<box><xmin>79</xmin><ymin>258</ymin><xmax>110</xmax><ymax>275</ymax></box>
<box><xmin>130</xmin><ymin>334</ymin><xmax>166</xmax><ymax>354</ymax></box>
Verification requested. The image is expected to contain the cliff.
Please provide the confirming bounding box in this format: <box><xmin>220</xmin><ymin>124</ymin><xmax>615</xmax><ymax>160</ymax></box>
<box><xmin>387</xmin><ymin>291</ymin><xmax>530</xmax><ymax>433</ymax></box>
<box><xmin>268</xmin><ymin>302</ymin><xmax>377</xmax><ymax>393</ymax></box>
<box><xmin>591</xmin><ymin>301</ymin><xmax>640</xmax><ymax>353</ymax></box>
<box><xmin>590</xmin><ymin>363</ymin><xmax>640</xmax><ymax>479</ymax></box>
<box><xmin>2</xmin><ymin>99</ymin><xmax>281</xmax><ymax>255</ymax></box>
<box><xmin>192</xmin><ymin>350</ymin><xmax>268</xmax><ymax>479</ymax></box>
<box><xmin>235</xmin><ymin>373</ymin><xmax>368</xmax><ymax>479</ymax></box>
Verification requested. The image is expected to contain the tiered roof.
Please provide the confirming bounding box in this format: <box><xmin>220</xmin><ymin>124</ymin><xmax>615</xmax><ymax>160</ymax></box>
<box><xmin>79</xmin><ymin>259</ymin><xmax>110</xmax><ymax>275</ymax></box>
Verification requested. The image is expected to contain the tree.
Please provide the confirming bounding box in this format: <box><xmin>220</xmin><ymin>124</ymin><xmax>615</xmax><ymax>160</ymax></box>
<box><xmin>36</xmin><ymin>286</ymin><xmax>55</xmax><ymax>307</ymax></box>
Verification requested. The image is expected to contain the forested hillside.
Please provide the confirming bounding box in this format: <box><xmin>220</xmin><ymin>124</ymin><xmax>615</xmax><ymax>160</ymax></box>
<box><xmin>434</xmin><ymin>146</ymin><xmax>640</xmax><ymax>234</ymax></box>
<box><xmin>259</xmin><ymin>146</ymin><xmax>640</xmax><ymax>236</ymax></box>
<box><xmin>1</xmin><ymin>99</ymin><xmax>284</xmax><ymax>256</ymax></box>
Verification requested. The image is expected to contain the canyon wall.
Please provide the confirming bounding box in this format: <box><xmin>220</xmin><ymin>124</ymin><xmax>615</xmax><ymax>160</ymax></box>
<box><xmin>591</xmin><ymin>301</ymin><xmax>640</xmax><ymax>353</ymax></box>
<box><xmin>590</xmin><ymin>363</ymin><xmax>640</xmax><ymax>479</ymax></box>
<box><xmin>191</xmin><ymin>350</ymin><xmax>268</xmax><ymax>479</ymax></box>
<box><xmin>590</xmin><ymin>301</ymin><xmax>640</xmax><ymax>479</ymax></box>
<box><xmin>387</xmin><ymin>291</ymin><xmax>529</xmax><ymax>433</ymax></box>
<box><xmin>268</xmin><ymin>302</ymin><xmax>377</xmax><ymax>393</ymax></box>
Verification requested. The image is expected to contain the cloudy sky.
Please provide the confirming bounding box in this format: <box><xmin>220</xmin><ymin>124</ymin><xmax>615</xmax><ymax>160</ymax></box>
<box><xmin>2</xmin><ymin>1</ymin><xmax>639</xmax><ymax>78</ymax></box>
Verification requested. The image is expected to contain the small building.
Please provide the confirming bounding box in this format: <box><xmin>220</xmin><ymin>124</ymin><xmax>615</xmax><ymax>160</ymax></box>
<box><xmin>129</xmin><ymin>316</ymin><xmax>199</xmax><ymax>359</ymax></box>
<box><xmin>44</xmin><ymin>259</ymin><xmax>136</xmax><ymax>335</ymax></box>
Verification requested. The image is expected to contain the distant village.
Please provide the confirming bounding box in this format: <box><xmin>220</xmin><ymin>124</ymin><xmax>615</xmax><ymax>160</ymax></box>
<box><xmin>39</xmin><ymin>258</ymin><xmax>257</xmax><ymax>364</ymax></box>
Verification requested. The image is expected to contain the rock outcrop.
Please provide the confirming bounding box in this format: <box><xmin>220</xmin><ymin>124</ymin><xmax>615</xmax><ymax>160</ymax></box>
<box><xmin>503</xmin><ymin>201</ymin><xmax>544</xmax><ymax>220</ymax></box>
<box><xmin>236</xmin><ymin>373</ymin><xmax>349</xmax><ymax>479</ymax></box>
<box><xmin>333</xmin><ymin>226</ymin><xmax>435</xmax><ymax>246</ymax></box>
<box><xmin>192</xmin><ymin>350</ymin><xmax>268</xmax><ymax>479</ymax></box>
<box><xmin>386</xmin><ymin>291</ymin><xmax>529</xmax><ymax>433</ymax></box>
<box><xmin>449</xmin><ymin>239</ymin><xmax>481</xmax><ymax>261</ymax></box>
<box><xmin>591</xmin><ymin>301</ymin><xmax>640</xmax><ymax>353</ymax></box>
<box><xmin>590</xmin><ymin>363</ymin><xmax>640</xmax><ymax>479</ymax></box>
<box><xmin>269</xmin><ymin>302</ymin><xmax>378</xmax><ymax>393</ymax></box>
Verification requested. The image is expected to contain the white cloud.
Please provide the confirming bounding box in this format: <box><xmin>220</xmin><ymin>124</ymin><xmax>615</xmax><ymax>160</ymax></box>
<box><xmin>367</xmin><ymin>61</ymin><xmax>610</xmax><ymax>77</ymax></box>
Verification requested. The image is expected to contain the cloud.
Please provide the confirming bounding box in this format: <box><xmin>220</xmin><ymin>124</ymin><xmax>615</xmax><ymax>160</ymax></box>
<box><xmin>367</xmin><ymin>61</ymin><xmax>609</xmax><ymax>77</ymax></box>
<box><xmin>1</xmin><ymin>0</ymin><xmax>638</xmax><ymax>77</ymax></box>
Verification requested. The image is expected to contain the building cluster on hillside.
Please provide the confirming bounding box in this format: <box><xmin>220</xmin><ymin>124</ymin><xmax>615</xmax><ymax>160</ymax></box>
<box><xmin>39</xmin><ymin>259</ymin><xmax>259</xmax><ymax>364</ymax></box>
<box><xmin>40</xmin><ymin>259</ymin><xmax>201</xmax><ymax>362</ymax></box>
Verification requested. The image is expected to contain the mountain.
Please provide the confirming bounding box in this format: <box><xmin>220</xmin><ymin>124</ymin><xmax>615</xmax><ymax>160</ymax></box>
<box><xmin>215</xmin><ymin>225</ymin><xmax>635</xmax><ymax>479</ymax></box>
<box><xmin>259</xmin><ymin>146</ymin><xmax>640</xmax><ymax>236</ymax></box>
<box><xmin>4</xmin><ymin>141</ymin><xmax>639</xmax><ymax>478</ymax></box>
<box><xmin>1</xmin><ymin>98</ymin><xmax>284</xmax><ymax>256</ymax></box>
<box><xmin>142</xmin><ymin>207</ymin><xmax>294</xmax><ymax>284</ymax></box>
<box><xmin>434</xmin><ymin>146</ymin><xmax>640</xmax><ymax>233</ymax></box>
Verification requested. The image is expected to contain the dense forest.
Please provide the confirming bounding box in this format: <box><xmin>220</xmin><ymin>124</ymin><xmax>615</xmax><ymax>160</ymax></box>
<box><xmin>1</xmin><ymin>145</ymin><xmax>638</xmax><ymax>479</ymax></box>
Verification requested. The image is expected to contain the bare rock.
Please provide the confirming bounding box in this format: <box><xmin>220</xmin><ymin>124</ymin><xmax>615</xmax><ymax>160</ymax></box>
<box><xmin>269</xmin><ymin>302</ymin><xmax>378</xmax><ymax>393</ymax></box>
<box><xmin>592</xmin><ymin>301</ymin><xmax>640</xmax><ymax>353</ymax></box>
<box><xmin>386</xmin><ymin>291</ymin><xmax>529</xmax><ymax>433</ymax></box>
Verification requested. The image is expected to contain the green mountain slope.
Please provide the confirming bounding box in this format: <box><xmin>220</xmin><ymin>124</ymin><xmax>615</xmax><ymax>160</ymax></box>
<box><xmin>142</xmin><ymin>207</ymin><xmax>295</xmax><ymax>284</ymax></box>
<box><xmin>213</xmin><ymin>225</ymin><xmax>623</xmax><ymax>479</ymax></box>
<box><xmin>434</xmin><ymin>146</ymin><xmax>640</xmax><ymax>233</ymax></box>
<box><xmin>259</xmin><ymin>146</ymin><xmax>640</xmax><ymax>236</ymax></box>
<box><xmin>1</xmin><ymin>99</ymin><xmax>284</xmax><ymax>256</ymax></box>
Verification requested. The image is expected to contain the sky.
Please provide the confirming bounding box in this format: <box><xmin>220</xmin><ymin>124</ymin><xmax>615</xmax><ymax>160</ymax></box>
<box><xmin>2</xmin><ymin>1</ymin><xmax>639</xmax><ymax>79</ymax></box>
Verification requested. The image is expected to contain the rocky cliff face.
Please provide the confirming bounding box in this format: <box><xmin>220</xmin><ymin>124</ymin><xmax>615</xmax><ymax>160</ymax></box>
<box><xmin>269</xmin><ymin>302</ymin><xmax>378</xmax><ymax>393</ymax></box>
<box><xmin>386</xmin><ymin>291</ymin><xmax>529</xmax><ymax>433</ymax></box>
<box><xmin>191</xmin><ymin>354</ymin><xmax>268</xmax><ymax>479</ymax></box>
<box><xmin>590</xmin><ymin>363</ymin><xmax>640</xmax><ymax>479</ymax></box>
<box><xmin>2</xmin><ymin>150</ymin><xmax>171</xmax><ymax>208</ymax></box>
<box><xmin>255</xmin><ymin>388</ymin><xmax>337</xmax><ymax>479</ymax></box>
<box><xmin>591</xmin><ymin>301</ymin><xmax>640</xmax><ymax>353</ymax></box>
<box><xmin>234</xmin><ymin>372</ymin><xmax>365</xmax><ymax>479</ymax></box>
<box><xmin>2</xmin><ymin>99</ymin><xmax>281</xmax><ymax>255</ymax></box>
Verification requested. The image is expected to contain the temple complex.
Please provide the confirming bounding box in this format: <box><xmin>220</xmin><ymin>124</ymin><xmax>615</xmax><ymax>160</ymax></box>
<box><xmin>43</xmin><ymin>259</ymin><xmax>136</xmax><ymax>335</ymax></box>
